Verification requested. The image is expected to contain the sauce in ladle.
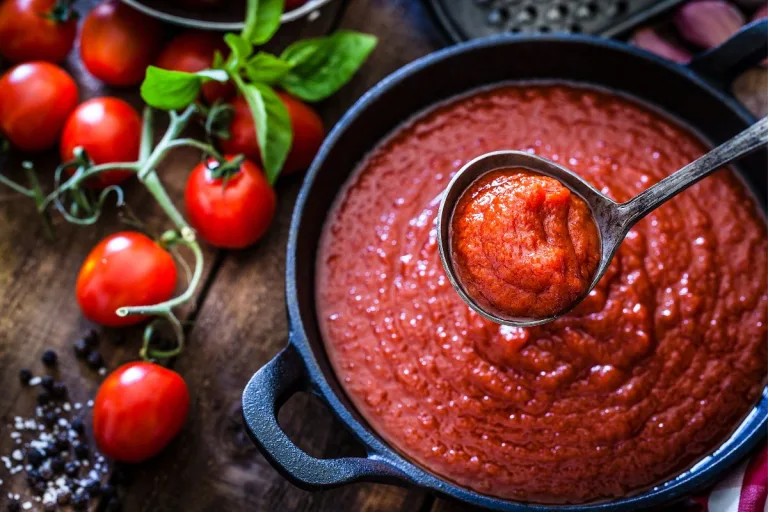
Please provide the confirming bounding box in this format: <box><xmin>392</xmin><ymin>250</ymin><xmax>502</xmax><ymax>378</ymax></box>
<box><xmin>451</xmin><ymin>168</ymin><xmax>599</xmax><ymax>319</ymax></box>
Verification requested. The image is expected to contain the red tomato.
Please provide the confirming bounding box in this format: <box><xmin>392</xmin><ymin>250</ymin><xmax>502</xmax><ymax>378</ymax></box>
<box><xmin>93</xmin><ymin>362</ymin><xmax>189</xmax><ymax>463</ymax></box>
<box><xmin>285</xmin><ymin>0</ymin><xmax>308</xmax><ymax>9</ymax></box>
<box><xmin>76</xmin><ymin>232</ymin><xmax>177</xmax><ymax>327</ymax></box>
<box><xmin>155</xmin><ymin>30</ymin><xmax>233</xmax><ymax>104</ymax></box>
<box><xmin>218</xmin><ymin>92</ymin><xmax>325</xmax><ymax>175</ymax></box>
<box><xmin>80</xmin><ymin>0</ymin><xmax>163</xmax><ymax>86</ymax></box>
<box><xmin>0</xmin><ymin>0</ymin><xmax>77</xmax><ymax>63</ymax></box>
<box><xmin>185</xmin><ymin>157</ymin><xmax>276</xmax><ymax>249</ymax></box>
<box><xmin>0</xmin><ymin>62</ymin><xmax>78</xmax><ymax>152</ymax></box>
<box><xmin>60</xmin><ymin>97</ymin><xmax>141</xmax><ymax>187</ymax></box>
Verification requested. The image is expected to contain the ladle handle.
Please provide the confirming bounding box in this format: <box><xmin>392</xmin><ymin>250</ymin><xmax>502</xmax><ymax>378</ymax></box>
<box><xmin>618</xmin><ymin>116</ymin><xmax>768</xmax><ymax>226</ymax></box>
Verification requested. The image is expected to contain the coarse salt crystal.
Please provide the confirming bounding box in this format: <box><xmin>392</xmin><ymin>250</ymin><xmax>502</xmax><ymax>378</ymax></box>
<box><xmin>28</xmin><ymin>377</ymin><xmax>41</xmax><ymax>386</ymax></box>
<box><xmin>11</xmin><ymin>450</ymin><xmax>22</xmax><ymax>461</ymax></box>
<box><xmin>10</xmin><ymin>432</ymin><xmax>20</xmax><ymax>439</ymax></box>
<box><xmin>63</xmin><ymin>403</ymin><xmax>71</xmax><ymax>412</ymax></box>
<box><xmin>98</xmin><ymin>368</ymin><xmax>107</xmax><ymax>376</ymax></box>
<box><xmin>74</xmin><ymin>403</ymin><xmax>82</xmax><ymax>410</ymax></box>
<box><xmin>22</xmin><ymin>502</ymin><xmax>31</xmax><ymax>509</ymax></box>
<box><xmin>57</xmin><ymin>419</ymin><xmax>67</xmax><ymax>428</ymax></box>
<box><xmin>86</xmin><ymin>400</ymin><xmax>94</xmax><ymax>407</ymax></box>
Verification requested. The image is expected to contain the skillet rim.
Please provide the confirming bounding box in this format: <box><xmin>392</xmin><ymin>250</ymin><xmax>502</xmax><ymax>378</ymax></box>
<box><xmin>284</xmin><ymin>33</ymin><xmax>766</xmax><ymax>511</ymax></box>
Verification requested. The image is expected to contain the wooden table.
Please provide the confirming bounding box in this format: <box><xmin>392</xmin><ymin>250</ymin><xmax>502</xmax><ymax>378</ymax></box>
<box><xmin>0</xmin><ymin>1</ymin><xmax>764</xmax><ymax>510</ymax></box>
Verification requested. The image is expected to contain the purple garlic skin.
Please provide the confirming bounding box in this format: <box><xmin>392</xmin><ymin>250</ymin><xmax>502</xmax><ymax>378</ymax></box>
<box><xmin>631</xmin><ymin>28</ymin><xmax>693</xmax><ymax>63</ymax></box>
<box><xmin>675</xmin><ymin>0</ymin><xmax>746</xmax><ymax>48</ymax></box>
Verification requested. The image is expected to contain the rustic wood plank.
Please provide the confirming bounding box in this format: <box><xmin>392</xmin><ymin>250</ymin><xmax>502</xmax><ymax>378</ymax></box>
<box><xmin>0</xmin><ymin>0</ymin><xmax>227</xmax><ymax>507</ymax></box>
<box><xmin>129</xmin><ymin>1</ymin><xmax>446</xmax><ymax>511</ymax></box>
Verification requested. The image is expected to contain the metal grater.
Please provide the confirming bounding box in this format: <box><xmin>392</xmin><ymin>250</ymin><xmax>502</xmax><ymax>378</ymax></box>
<box><xmin>424</xmin><ymin>0</ymin><xmax>686</xmax><ymax>42</ymax></box>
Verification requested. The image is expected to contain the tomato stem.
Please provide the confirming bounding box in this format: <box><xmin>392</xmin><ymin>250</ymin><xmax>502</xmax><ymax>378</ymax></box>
<box><xmin>139</xmin><ymin>106</ymin><xmax>154</xmax><ymax>163</ymax></box>
<box><xmin>166</xmin><ymin>138</ymin><xmax>225</xmax><ymax>161</ymax></box>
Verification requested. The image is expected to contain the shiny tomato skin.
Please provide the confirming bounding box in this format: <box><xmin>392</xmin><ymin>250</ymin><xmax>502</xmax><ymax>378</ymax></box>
<box><xmin>0</xmin><ymin>0</ymin><xmax>77</xmax><ymax>63</ymax></box>
<box><xmin>76</xmin><ymin>232</ymin><xmax>177</xmax><ymax>327</ymax></box>
<box><xmin>60</xmin><ymin>97</ymin><xmax>141</xmax><ymax>187</ymax></box>
<box><xmin>0</xmin><ymin>62</ymin><xmax>78</xmax><ymax>152</ymax></box>
<box><xmin>93</xmin><ymin>362</ymin><xmax>189</xmax><ymax>463</ymax></box>
<box><xmin>80</xmin><ymin>0</ymin><xmax>163</xmax><ymax>86</ymax></box>
<box><xmin>155</xmin><ymin>31</ymin><xmax>233</xmax><ymax>104</ymax></box>
<box><xmin>218</xmin><ymin>92</ymin><xmax>325</xmax><ymax>175</ymax></box>
<box><xmin>185</xmin><ymin>157</ymin><xmax>276</xmax><ymax>249</ymax></box>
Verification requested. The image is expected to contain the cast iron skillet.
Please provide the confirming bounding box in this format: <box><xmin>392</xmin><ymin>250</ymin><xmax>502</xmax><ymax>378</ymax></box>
<box><xmin>243</xmin><ymin>21</ymin><xmax>768</xmax><ymax>511</ymax></box>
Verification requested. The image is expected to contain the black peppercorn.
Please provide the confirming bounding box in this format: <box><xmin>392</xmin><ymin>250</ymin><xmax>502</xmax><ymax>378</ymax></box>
<box><xmin>39</xmin><ymin>466</ymin><xmax>54</xmax><ymax>481</ymax></box>
<box><xmin>19</xmin><ymin>368</ymin><xmax>32</xmax><ymax>385</ymax></box>
<box><xmin>73</xmin><ymin>338</ymin><xmax>90</xmax><ymax>359</ymax></box>
<box><xmin>109</xmin><ymin>466</ymin><xmax>132</xmax><ymax>485</ymax></box>
<box><xmin>86</xmin><ymin>351</ymin><xmax>103</xmax><ymax>369</ymax></box>
<box><xmin>42</xmin><ymin>411</ymin><xmax>57</xmax><ymax>426</ymax></box>
<box><xmin>55</xmin><ymin>435</ymin><xmax>69</xmax><ymax>452</ymax></box>
<box><xmin>43</xmin><ymin>502</ymin><xmax>57</xmax><ymax>512</ymax></box>
<box><xmin>26</xmin><ymin>449</ymin><xmax>44</xmax><ymax>467</ymax></box>
<box><xmin>37</xmin><ymin>391</ymin><xmax>51</xmax><ymax>406</ymax></box>
<box><xmin>74</xmin><ymin>442</ymin><xmax>89</xmax><ymax>459</ymax></box>
<box><xmin>50</xmin><ymin>456</ymin><xmax>65</xmax><ymax>473</ymax></box>
<box><xmin>70</xmin><ymin>418</ymin><xmax>85</xmax><ymax>434</ymax></box>
<box><xmin>6</xmin><ymin>499</ymin><xmax>21</xmax><ymax>512</ymax></box>
<box><xmin>26</xmin><ymin>469</ymin><xmax>41</xmax><ymax>486</ymax></box>
<box><xmin>41</xmin><ymin>375</ymin><xmax>54</xmax><ymax>391</ymax></box>
<box><xmin>84</xmin><ymin>330</ymin><xmax>100</xmax><ymax>347</ymax></box>
<box><xmin>52</xmin><ymin>381</ymin><xmax>67</xmax><ymax>398</ymax></box>
<box><xmin>64</xmin><ymin>461</ymin><xmax>79</xmax><ymax>477</ymax></box>
<box><xmin>41</xmin><ymin>349</ymin><xmax>58</xmax><ymax>367</ymax></box>
<box><xmin>33</xmin><ymin>480</ymin><xmax>46</xmax><ymax>494</ymax></box>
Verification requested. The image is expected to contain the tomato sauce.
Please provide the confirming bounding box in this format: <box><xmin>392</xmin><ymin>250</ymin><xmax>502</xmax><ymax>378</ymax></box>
<box><xmin>451</xmin><ymin>169</ymin><xmax>600</xmax><ymax>319</ymax></box>
<box><xmin>316</xmin><ymin>85</ymin><xmax>767</xmax><ymax>503</ymax></box>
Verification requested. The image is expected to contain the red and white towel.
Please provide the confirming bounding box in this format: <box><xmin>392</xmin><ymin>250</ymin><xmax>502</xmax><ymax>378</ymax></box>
<box><xmin>695</xmin><ymin>446</ymin><xmax>768</xmax><ymax>512</ymax></box>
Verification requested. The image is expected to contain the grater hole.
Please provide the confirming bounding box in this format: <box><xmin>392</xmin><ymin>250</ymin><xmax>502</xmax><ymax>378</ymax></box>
<box><xmin>515</xmin><ymin>5</ymin><xmax>537</xmax><ymax>24</ymax></box>
<box><xmin>576</xmin><ymin>1</ymin><xmax>599</xmax><ymax>19</ymax></box>
<box><xmin>538</xmin><ymin>26</ymin><xmax>551</xmax><ymax>33</ymax></box>
<box><xmin>487</xmin><ymin>7</ymin><xmax>509</xmax><ymax>26</ymax></box>
<box><xmin>569</xmin><ymin>23</ymin><xmax>582</xmax><ymax>33</ymax></box>
<box><xmin>473</xmin><ymin>0</ymin><xmax>492</xmax><ymax>6</ymax></box>
<box><xmin>546</xmin><ymin>3</ymin><xmax>568</xmax><ymax>21</ymax></box>
<box><xmin>607</xmin><ymin>0</ymin><xmax>629</xmax><ymax>17</ymax></box>
<box><xmin>507</xmin><ymin>26</ymin><xmax>522</xmax><ymax>33</ymax></box>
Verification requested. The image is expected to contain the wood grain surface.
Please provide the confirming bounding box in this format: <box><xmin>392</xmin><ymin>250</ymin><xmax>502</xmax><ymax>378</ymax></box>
<box><xmin>0</xmin><ymin>0</ymin><xmax>763</xmax><ymax>510</ymax></box>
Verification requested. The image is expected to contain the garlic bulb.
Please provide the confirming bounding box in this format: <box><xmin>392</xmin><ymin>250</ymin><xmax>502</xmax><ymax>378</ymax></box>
<box><xmin>674</xmin><ymin>1</ymin><xmax>746</xmax><ymax>48</ymax></box>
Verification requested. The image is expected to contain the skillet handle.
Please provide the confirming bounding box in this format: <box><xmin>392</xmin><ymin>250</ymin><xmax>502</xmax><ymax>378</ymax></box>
<box><xmin>687</xmin><ymin>19</ymin><xmax>768</xmax><ymax>89</ymax></box>
<box><xmin>241</xmin><ymin>343</ymin><xmax>407</xmax><ymax>488</ymax></box>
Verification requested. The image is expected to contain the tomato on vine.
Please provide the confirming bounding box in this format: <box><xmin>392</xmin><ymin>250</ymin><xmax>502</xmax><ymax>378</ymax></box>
<box><xmin>61</xmin><ymin>97</ymin><xmax>142</xmax><ymax>187</ymax></box>
<box><xmin>155</xmin><ymin>31</ymin><xmax>234</xmax><ymax>105</ymax></box>
<box><xmin>185</xmin><ymin>156</ymin><xmax>276</xmax><ymax>249</ymax></box>
<box><xmin>219</xmin><ymin>92</ymin><xmax>324</xmax><ymax>176</ymax></box>
<box><xmin>80</xmin><ymin>0</ymin><xmax>163</xmax><ymax>86</ymax></box>
<box><xmin>76</xmin><ymin>232</ymin><xmax>178</xmax><ymax>327</ymax></box>
<box><xmin>93</xmin><ymin>362</ymin><xmax>189</xmax><ymax>463</ymax></box>
<box><xmin>0</xmin><ymin>62</ymin><xmax>78</xmax><ymax>152</ymax></box>
<box><xmin>0</xmin><ymin>0</ymin><xmax>78</xmax><ymax>63</ymax></box>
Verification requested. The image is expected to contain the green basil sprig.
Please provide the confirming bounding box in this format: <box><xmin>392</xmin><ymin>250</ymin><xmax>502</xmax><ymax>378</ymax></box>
<box><xmin>139</xmin><ymin>0</ymin><xmax>376</xmax><ymax>185</ymax></box>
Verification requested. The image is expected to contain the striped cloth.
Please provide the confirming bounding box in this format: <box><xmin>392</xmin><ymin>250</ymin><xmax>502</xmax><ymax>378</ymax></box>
<box><xmin>694</xmin><ymin>446</ymin><xmax>768</xmax><ymax>512</ymax></box>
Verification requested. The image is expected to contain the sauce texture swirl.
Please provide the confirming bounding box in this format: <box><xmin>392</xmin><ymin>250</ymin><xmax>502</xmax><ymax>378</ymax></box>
<box><xmin>316</xmin><ymin>85</ymin><xmax>767</xmax><ymax>503</ymax></box>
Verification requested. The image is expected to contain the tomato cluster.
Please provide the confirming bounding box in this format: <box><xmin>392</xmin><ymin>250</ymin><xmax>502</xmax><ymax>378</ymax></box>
<box><xmin>0</xmin><ymin>0</ymin><xmax>319</xmax><ymax>464</ymax></box>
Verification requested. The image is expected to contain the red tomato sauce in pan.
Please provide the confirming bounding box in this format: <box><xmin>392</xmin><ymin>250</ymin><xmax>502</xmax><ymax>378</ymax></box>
<box><xmin>316</xmin><ymin>85</ymin><xmax>768</xmax><ymax>503</ymax></box>
<box><xmin>451</xmin><ymin>169</ymin><xmax>600</xmax><ymax>319</ymax></box>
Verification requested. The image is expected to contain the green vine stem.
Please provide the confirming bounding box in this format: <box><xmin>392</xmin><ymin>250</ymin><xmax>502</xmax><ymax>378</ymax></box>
<box><xmin>0</xmin><ymin>104</ymin><xmax>228</xmax><ymax>362</ymax></box>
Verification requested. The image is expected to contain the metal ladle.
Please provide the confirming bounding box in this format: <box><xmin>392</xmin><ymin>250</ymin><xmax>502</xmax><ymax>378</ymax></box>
<box><xmin>437</xmin><ymin>116</ymin><xmax>768</xmax><ymax>327</ymax></box>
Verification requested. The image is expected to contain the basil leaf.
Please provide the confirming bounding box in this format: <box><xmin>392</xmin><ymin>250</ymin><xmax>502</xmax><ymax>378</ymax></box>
<box><xmin>242</xmin><ymin>0</ymin><xmax>284</xmax><ymax>46</ymax></box>
<box><xmin>141</xmin><ymin>67</ymin><xmax>203</xmax><ymax>110</ymax></box>
<box><xmin>224</xmin><ymin>33</ymin><xmax>252</xmax><ymax>71</ymax></box>
<box><xmin>240</xmin><ymin>82</ymin><xmax>291</xmax><ymax>184</ymax></box>
<box><xmin>141</xmin><ymin>67</ymin><xmax>229</xmax><ymax>110</ymax></box>
<box><xmin>278</xmin><ymin>31</ymin><xmax>377</xmax><ymax>102</ymax></box>
<box><xmin>245</xmin><ymin>52</ymin><xmax>293</xmax><ymax>83</ymax></box>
